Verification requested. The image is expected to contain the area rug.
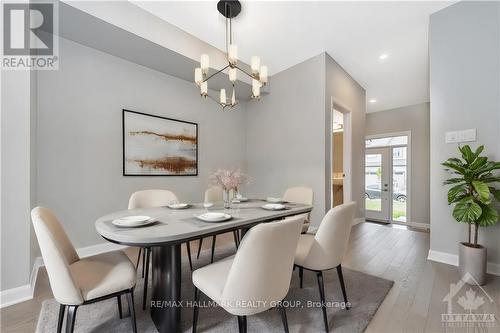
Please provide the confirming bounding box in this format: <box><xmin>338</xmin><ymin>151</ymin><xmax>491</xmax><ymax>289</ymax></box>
<box><xmin>36</xmin><ymin>245</ymin><xmax>393</xmax><ymax>333</ymax></box>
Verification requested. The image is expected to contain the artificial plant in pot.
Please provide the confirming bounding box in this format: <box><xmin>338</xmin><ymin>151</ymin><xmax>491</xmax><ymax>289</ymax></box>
<box><xmin>442</xmin><ymin>145</ymin><xmax>500</xmax><ymax>285</ymax></box>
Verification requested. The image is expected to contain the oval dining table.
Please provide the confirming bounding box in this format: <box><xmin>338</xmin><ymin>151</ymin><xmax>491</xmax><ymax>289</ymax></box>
<box><xmin>95</xmin><ymin>200</ymin><xmax>312</xmax><ymax>333</ymax></box>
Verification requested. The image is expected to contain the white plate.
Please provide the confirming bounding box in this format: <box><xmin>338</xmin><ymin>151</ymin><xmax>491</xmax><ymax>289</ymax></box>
<box><xmin>266</xmin><ymin>197</ymin><xmax>286</xmax><ymax>203</ymax></box>
<box><xmin>167</xmin><ymin>203</ymin><xmax>190</xmax><ymax>209</ymax></box>
<box><xmin>196</xmin><ymin>212</ymin><xmax>232</xmax><ymax>223</ymax></box>
<box><xmin>112</xmin><ymin>216</ymin><xmax>155</xmax><ymax>227</ymax></box>
<box><xmin>232</xmin><ymin>197</ymin><xmax>248</xmax><ymax>203</ymax></box>
<box><xmin>262</xmin><ymin>203</ymin><xmax>287</xmax><ymax>211</ymax></box>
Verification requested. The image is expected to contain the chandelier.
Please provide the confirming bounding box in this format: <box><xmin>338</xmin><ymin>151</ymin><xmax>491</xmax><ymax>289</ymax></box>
<box><xmin>194</xmin><ymin>0</ymin><xmax>268</xmax><ymax>110</ymax></box>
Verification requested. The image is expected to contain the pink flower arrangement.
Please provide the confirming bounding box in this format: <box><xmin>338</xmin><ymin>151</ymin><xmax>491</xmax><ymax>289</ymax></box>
<box><xmin>209</xmin><ymin>168</ymin><xmax>250</xmax><ymax>191</ymax></box>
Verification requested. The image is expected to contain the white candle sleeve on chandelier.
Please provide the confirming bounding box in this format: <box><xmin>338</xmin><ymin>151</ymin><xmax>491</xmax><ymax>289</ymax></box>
<box><xmin>251</xmin><ymin>56</ymin><xmax>260</xmax><ymax>74</ymax></box>
<box><xmin>200</xmin><ymin>81</ymin><xmax>208</xmax><ymax>96</ymax></box>
<box><xmin>252</xmin><ymin>79</ymin><xmax>261</xmax><ymax>98</ymax></box>
<box><xmin>194</xmin><ymin>68</ymin><xmax>202</xmax><ymax>85</ymax></box>
<box><xmin>229</xmin><ymin>67</ymin><xmax>237</xmax><ymax>82</ymax></box>
<box><xmin>231</xmin><ymin>88</ymin><xmax>236</xmax><ymax>105</ymax></box>
<box><xmin>228</xmin><ymin>44</ymin><xmax>238</xmax><ymax>64</ymax></box>
<box><xmin>259</xmin><ymin>66</ymin><xmax>268</xmax><ymax>84</ymax></box>
<box><xmin>201</xmin><ymin>54</ymin><xmax>210</xmax><ymax>73</ymax></box>
<box><xmin>220</xmin><ymin>88</ymin><xmax>226</xmax><ymax>104</ymax></box>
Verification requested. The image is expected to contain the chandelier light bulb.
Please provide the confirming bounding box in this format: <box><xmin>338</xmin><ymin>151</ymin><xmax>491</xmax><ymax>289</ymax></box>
<box><xmin>194</xmin><ymin>68</ymin><xmax>202</xmax><ymax>85</ymax></box>
<box><xmin>252</xmin><ymin>79</ymin><xmax>261</xmax><ymax>98</ymax></box>
<box><xmin>228</xmin><ymin>44</ymin><xmax>238</xmax><ymax>65</ymax></box>
<box><xmin>229</xmin><ymin>67</ymin><xmax>237</xmax><ymax>82</ymax></box>
<box><xmin>200</xmin><ymin>54</ymin><xmax>210</xmax><ymax>74</ymax></box>
<box><xmin>231</xmin><ymin>87</ymin><xmax>236</xmax><ymax>105</ymax></box>
<box><xmin>251</xmin><ymin>56</ymin><xmax>260</xmax><ymax>74</ymax></box>
<box><xmin>200</xmin><ymin>81</ymin><xmax>208</xmax><ymax>96</ymax></box>
<box><xmin>220</xmin><ymin>88</ymin><xmax>226</xmax><ymax>104</ymax></box>
<box><xmin>259</xmin><ymin>66</ymin><xmax>268</xmax><ymax>84</ymax></box>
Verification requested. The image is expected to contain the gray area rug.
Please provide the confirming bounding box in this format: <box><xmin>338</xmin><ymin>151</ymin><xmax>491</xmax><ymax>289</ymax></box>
<box><xmin>37</xmin><ymin>245</ymin><xmax>393</xmax><ymax>333</ymax></box>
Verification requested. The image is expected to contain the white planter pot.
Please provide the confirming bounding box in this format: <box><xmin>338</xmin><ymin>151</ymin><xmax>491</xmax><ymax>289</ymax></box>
<box><xmin>459</xmin><ymin>242</ymin><xmax>487</xmax><ymax>286</ymax></box>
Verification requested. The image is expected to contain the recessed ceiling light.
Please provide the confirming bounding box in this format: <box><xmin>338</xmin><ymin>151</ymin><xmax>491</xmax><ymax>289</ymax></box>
<box><xmin>379</xmin><ymin>53</ymin><xmax>389</xmax><ymax>60</ymax></box>
<box><xmin>369</xmin><ymin>99</ymin><xmax>377</xmax><ymax>103</ymax></box>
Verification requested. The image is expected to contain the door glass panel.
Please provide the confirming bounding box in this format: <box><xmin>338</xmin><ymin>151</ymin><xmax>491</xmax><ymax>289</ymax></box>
<box><xmin>392</xmin><ymin>147</ymin><xmax>407</xmax><ymax>222</ymax></box>
<box><xmin>365</xmin><ymin>153</ymin><xmax>382</xmax><ymax>212</ymax></box>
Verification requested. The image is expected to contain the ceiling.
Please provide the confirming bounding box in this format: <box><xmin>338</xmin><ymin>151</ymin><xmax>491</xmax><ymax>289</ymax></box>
<box><xmin>131</xmin><ymin>1</ymin><xmax>452</xmax><ymax>112</ymax></box>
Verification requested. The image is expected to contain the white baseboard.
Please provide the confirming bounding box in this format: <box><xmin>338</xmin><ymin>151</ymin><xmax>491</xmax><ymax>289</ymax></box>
<box><xmin>0</xmin><ymin>242</ymin><xmax>128</xmax><ymax>308</ymax></box>
<box><xmin>353</xmin><ymin>217</ymin><xmax>365</xmax><ymax>226</ymax></box>
<box><xmin>427</xmin><ymin>250</ymin><xmax>500</xmax><ymax>276</ymax></box>
<box><xmin>404</xmin><ymin>221</ymin><xmax>430</xmax><ymax>230</ymax></box>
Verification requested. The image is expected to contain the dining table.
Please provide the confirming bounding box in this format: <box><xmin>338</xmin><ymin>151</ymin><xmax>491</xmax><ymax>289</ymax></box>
<box><xmin>95</xmin><ymin>199</ymin><xmax>313</xmax><ymax>333</ymax></box>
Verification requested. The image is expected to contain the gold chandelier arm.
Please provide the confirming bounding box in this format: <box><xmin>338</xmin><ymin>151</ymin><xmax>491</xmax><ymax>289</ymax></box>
<box><xmin>235</xmin><ymin>65</ymin><xmax>258</xmax><ymax>81</ymax></box>
<box><xmin>202</xmin><ymin>64</ymin><xmax>231</xmax><ymax>83</ymax></box>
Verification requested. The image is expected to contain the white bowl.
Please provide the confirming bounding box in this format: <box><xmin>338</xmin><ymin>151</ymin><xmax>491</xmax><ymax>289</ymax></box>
<box><xmin>262</xmin><ymin>203</ymin><xmax>287</xmax><ymax>211</ymax></box>
<box><xmin>196</xmin><ymin>212</ymin><xmax>232</xmax><ymax>222</ymax></box>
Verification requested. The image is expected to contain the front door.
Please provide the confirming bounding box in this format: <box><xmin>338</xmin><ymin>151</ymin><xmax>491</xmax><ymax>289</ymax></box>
<box><xmin>365</xmin><ymin>148</ymin><xmax>390</xmax><ymax>222</ymax></box>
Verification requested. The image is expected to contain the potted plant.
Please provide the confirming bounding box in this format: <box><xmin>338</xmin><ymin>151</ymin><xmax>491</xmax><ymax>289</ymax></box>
<box><xmin>442</xmin><ymin>145</ymin><xmax>500</xmax><ymax>285</ymax></box>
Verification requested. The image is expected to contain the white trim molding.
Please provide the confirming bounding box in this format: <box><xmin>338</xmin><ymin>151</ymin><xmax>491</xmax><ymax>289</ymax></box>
<box><xmin>0</xmin><ymin>242</ymin><xmax>128</xmax><ymax>308</ymax></box>
<box><xmin>353</xmin><ymin>217</ymin><xmax>365</xmax><ymax>226</ymax></box>
<box><xmin>427</xmin><ymin>250</ymin><xmax>500</xmax><ymax>276</ymax></box>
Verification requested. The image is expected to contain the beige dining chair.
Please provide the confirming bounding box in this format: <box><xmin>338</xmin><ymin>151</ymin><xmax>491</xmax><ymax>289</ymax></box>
<box><xmin>31</xmin><ymin>207</ymin><xmax>137</xmax><ymax>333</ymax></box>
<box><xmin>191</xmin><ymin>216</ymin><xmax>304</xmax><ymax>333</ymax></box>
<box><xmin>196</xmin><ymin>186</ymin><xmax>240</xmax><ymax>263</ymax></box>
<box><xmin>294</xmin><ymin>202</ymin><xmax>356</xmax><ymax>332</ymax></box>
<box><xmin>283</xmin><ymin>186</ymin><xmax>314</xmax><ymax>233</ymax></box>
<box><xmin>128</xmin><ymin>189</ymin><xmax>194</xmax><ymax>310</ymax></box>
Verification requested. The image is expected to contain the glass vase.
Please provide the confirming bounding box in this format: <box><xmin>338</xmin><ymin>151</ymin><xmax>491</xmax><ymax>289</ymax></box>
<box><xmin>223</xmin><ymin>189</ymin><xmax>234</xmax><ymax>209</ymax></box>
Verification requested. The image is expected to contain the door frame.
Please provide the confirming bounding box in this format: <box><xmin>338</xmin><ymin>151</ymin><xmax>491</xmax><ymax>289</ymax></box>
<box><xmin>365</xmin><ymin>131</ymin><xmax>412</xmax><ymax>225</ymax></box>
<box><xmin>365</xmin><ymin>147</ymin><xmax>391</xmax><ymax>221</ymax></box>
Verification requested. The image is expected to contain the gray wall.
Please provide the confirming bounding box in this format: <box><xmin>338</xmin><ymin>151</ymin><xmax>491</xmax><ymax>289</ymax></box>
<box><xmin>366</xmin><ymin>103</ymin><xmax>430</xmax><ymax>225</ymax></box>
<box><xmin>326</xmin><ymin>54</ymin><xmax>366</xmax><ymax>220</ymax></box>
<box><xmin>36</xmin><ymin>37</ymin><xmax>248</xmax><ymax>248</ymax></box>
<box><xmin>430</xmin><ymin>2</ymin><xmax>500</xmax><ymax>265</ymax></box>
<box><xmin>245</xmin><ymin>53</ymin><xmax>366</xmax><ymax>226</ymax></box>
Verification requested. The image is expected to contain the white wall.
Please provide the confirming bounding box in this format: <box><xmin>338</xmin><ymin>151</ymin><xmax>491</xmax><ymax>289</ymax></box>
<box><xmin>36</xmin><ymin>37</ymin><xmax>248</xmax><ymax>248</ymax></box>
<box><xmin>429</xmin><ymin>1</ymin><xmax>500</xmax><ymax>266</ymax></box>
<box><xmin>366</xmin><ymin>103</ymin><xmax>430</xmax><ymax>225</ymax></box>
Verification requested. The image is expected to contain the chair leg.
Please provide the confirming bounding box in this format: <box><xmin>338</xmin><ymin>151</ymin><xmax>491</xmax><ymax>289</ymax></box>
<box><xmin>233</xmin><ymin>230</ymin><xmax>239</xmax><ymax>250</ymax></box>
<box><xmin>337</xmin><ymin>264</ymin><xmax>350</xmax><ymax>310</ymax></box>
<box><xmin>141</xmin><ymin>247</ymin><xmax>146</xmax><ymax>278</ymax></box>
<box><xmin>237</xmin><ymin>315</ymin><xmax>247</xmax><ymax>333</ymax></box>
<box><xmin>299</xmin><ymin>266</ymin><xmax>303</xmax><ymax>288</ymax></box>
<box><xmin>56</xmin><ymin>304</ymin><xmax>65</xmax><ymax>333</ymax></box>
<box><xmin>135</xmin><ymin>247</ymin><xmax>142</xmax><ymax>271</ymax></box>
<box><xmin>126</xmin><ymin>290</ymin><xmax>138</xmax><ymax>333</ymax></box>
<box><xmin>210</xmin><ymin>235</ymin><xmax>216</xmax><ymax>264</ymax></box>
<box><xmin>316</xmin><ymin>271</ymin><xmax>329</xmax><ymax>333</ymax></box>
<box><xmin>65</xmin><ymin>305</ymin><xmax>78</xmax><ymax>333</ymax></box>
<box><xmin>277</xmin><ymin>304</ymin><xmax>289</xmax><ymax>333</ymax></box>
<box><xmin>192</xmin><ymin>287</ymin><xmax>200</xmax><ymax>333</ymax></box>
<box><xmin>186</xmin><ymin>242</ymin><xmax>193</xmax><ymax>271</ymax></box>
<box><xmin>143</xmin><ymin>247</ymin><xmax>151</xmax><ymax>310</ymax></box>
<box><xmin>196</xmin><ymin>238</ymin><xmax>203</xmax><ymax>259</ymax></box>
<box><xmin>117</xmin><ymin>295</ymin><xmax>123</xmax><ymax>319</ymax></box>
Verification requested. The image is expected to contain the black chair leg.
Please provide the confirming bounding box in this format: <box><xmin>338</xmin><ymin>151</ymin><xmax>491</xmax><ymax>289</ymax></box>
<box><xmin>337</xmin><ymin>264</ymin><xmax>349</xmax><ymax>309</ymax></box>
<box><xmin>66</xmin><ymin>305</ymin><xmax>78</xmax><ymax>333</ymax></box>
<box><xmin>299</xmin><ymin>266</ymin><xmax>303</xmax><ymax>288</ymax></box>
<box><xmin>196</xmin><ymin>238</ymin><xmax>203</xmax><ymax>259</ymax></box>
<box><xmin>210</xmin><ymin>235</ymin><xmax>216</xmax><ymax>263</ymax></box>
<box><xmin>117</xmin><ymin>295</ymin><xmax>123</xmax><ymax>319</ymax></box>
<box><xmin>141</xmin><ymin>247</ymin><xmax>146</xmax><ymax>278</ymax></box>
<box><xmin>56</xmin><ymin>304</ymin><xmax>65</xmax><ymax>333</ymax></box>
<box><xmin>237</xmin><ymin>315</ymin><xmax>247</xmax><ymax>333</ymax></box>
<box><xmin>127</xmin><ymin>290</ymin><xmax>138</xmax><ymax>333</ymax></box>
<box><xmin>143</xmin><ymin>247</ymin><xmax>151</xmax><ymax>310</ymax></box>
<box><xmin>186</xmin><ymin>242</ymin><xmax>193</xmax><ymax>271</ymax></box>
<box><xmin>316</xmin><ymin>271</ymin><xmax>329</xmax><ymax>333</ymax></box>
<box><xmin>233</xmin><ymin>230</ymin><xmax>239</xmax><ymax>250</ymax></box>
<box><xmin>192</xmin><ymin>287</ymin><xmax>200</xmax><ymax>333</ymax></box>
<box><xmin>135</xmin><ymin>247</ymin><xmax>142</xmax><ymax>271</ymax></box>
<box><xmin>277</xmin><ymin>304</ymin><xmax>289</xmax><ymax>333</ymax></box>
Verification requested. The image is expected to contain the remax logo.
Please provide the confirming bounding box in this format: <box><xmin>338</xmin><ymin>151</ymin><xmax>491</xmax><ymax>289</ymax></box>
<box><xmin>3</xmin><ymin>3</ymin><xmax>53</xmax><ymax>55</ymax></box>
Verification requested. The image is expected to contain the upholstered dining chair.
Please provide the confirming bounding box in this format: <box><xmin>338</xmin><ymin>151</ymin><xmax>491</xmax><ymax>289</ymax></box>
<box><xmin>196</xmin><ymin>186</ymin><xmax>240</xmax><ymax>263</ymax></box>
<box><xmin>128</xmin><ymin>189</ymin><xmax>194</xmax><ymax>310</ymax></box>
<box><xmin>283</xmin><ymin>186</ymin><xmax>314</xmax><ymax>233</ymax></box>
<box><xmin>294</xmin><ymin>202</ymin><xmax>356</xmax><ymax>332</ymax></box>
<box><xmin>192</xmin><ymin>216</ymin><xmax>304</xmax><ymax>333</ymax></box>
<box><xmin>31</xmin><ymin>207</ymin><xmax>137</xmax><ymax>333</ymax></box>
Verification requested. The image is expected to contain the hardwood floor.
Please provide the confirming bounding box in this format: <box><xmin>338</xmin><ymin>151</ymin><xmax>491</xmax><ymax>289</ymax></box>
<box><xmin>1</xmin><ymin>223</ymin><xmax>499</xmax><ymax>332</ymax></box>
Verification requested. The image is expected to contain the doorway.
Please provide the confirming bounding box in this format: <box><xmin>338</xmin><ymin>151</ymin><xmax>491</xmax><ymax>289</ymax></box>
<box><xmin>365</xmin><ymin>133</ymin><xmax>410</xmax><ymax>223</ymax></box>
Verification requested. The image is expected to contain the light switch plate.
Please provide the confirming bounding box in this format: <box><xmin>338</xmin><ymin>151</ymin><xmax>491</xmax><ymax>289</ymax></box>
<box><xmin>445</xmin><ymin>128</ymin><xmax>476</xmax><ymax>143</ymax></box>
